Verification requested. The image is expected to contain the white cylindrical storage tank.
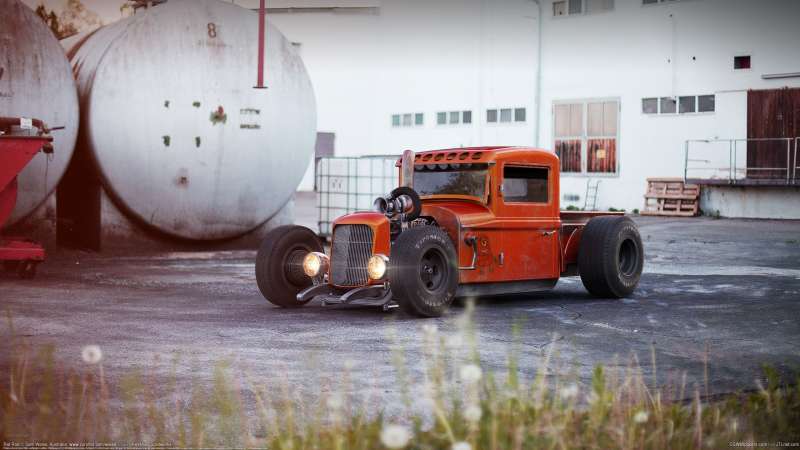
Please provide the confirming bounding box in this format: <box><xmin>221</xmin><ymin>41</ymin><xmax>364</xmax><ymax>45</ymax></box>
<box><xmin>67</xmin><ymin>0</ymin><xmax>316</xmax><ymax>241</ymax></box>
<box><xmin>0</xmin><ymin>0</ymin><xmax>79</xmax><ymax>225</ymax></box>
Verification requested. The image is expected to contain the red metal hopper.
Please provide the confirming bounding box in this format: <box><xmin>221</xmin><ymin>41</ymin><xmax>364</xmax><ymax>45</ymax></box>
<box><xmin>0</xmin><ymin>117</ymin><xmax>54</xmax><ymax>279</ymax></box>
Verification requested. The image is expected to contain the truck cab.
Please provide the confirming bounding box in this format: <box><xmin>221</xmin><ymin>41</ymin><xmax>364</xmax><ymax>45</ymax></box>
<box><xmin>255</xmin><ymin>147</ymin><xmax>644</xmax><ymax>317</ymax></box>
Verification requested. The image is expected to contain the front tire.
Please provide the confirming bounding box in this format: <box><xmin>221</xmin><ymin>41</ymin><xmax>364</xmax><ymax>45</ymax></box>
<box><xmin>255</xmin><ymin>225</ymin><xmax>323</xmax><ymax>308</ymax></box>
<box><xmin>389</xmin><ymin>226</ymin><xmax>458</xmax><ymax>317</ymax></box>
<box><xmin>578</xmin><ymin>216</ymin><xmax>644</xmax><ymax>298</ymax></box>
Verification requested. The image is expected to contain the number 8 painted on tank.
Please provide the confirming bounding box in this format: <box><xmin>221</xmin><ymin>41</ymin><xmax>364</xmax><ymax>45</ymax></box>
<box><xmin>207</xmin><ymin>23</ymin><xmax>217</xmax><ymax>38</ymax></box>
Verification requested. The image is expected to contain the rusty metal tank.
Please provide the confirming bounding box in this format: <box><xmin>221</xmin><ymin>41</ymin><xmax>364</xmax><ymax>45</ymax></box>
<box><xmin>66</xmin><ymin>0</ymin><xmax>316</xmax><ymax>240</ymax></box>
<box><xmin>0</xmin><ymin>0</ymin><xmax>79</xmax><ymax>225</ymax></box>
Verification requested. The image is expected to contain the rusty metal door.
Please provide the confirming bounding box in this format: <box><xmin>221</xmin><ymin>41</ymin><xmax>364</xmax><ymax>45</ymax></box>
<box><xmin>747</xmin><ymin>88</ymin><xmax>799</xmax><ymax>179</ymax></box>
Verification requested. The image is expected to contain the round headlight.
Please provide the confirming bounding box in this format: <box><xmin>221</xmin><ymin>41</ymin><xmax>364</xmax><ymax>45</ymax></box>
<box><xmin>302</xmin><ymin>252</ymin><xmax>328</xmax><ymax>277</ymax></box>
<box><xmin>367</xmin><ymin>254</ymin><xmax>389</xmax><ymax>280</ymax></box>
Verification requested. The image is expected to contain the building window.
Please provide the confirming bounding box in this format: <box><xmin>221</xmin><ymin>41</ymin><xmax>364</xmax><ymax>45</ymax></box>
<box><xmin>660</xmin><ymin>97</ymin><xmax>677</xmax><ymax>114</ymax></box>
<box><xmin>503</xmin><ymin>166</ymin><xmax>549</xmax><ymax>203</ymax></box>
<box><xmin>555</xmin><ymin>0</ymin><xmax>612</xmax><ymax>16</ymax></box>
<box><xmin>436</xmin><ymin>111</ymin><xmax>473</xmax><ymax>126</ymax></box>
<box><xmin>679</xmin><ymin>96</ymin><xmax>696</xmax><ymax>114</ymax></box>
<box><xmin>393</xmin><ymin>112</ymin><xmax>424</xmax><ymax>127</ymax></box>
<box><xmin>553</xmin><ymin>1</ymin><xmax>566</xmax><ymax>16</ymax></box>
<box><xmin>554</xmin><ymin>99</ymin><xmax>619</xmax><ymax>174</ymax></box>
<box><xmin>644</xmin><ymin>95</ymin><xmax>715</xmax><ymax>115</ymax></box>
<box><xmin>488</xmin><ymin>108</ymin><xmax>526</xmax><ymax>123</ymax></box>
<box><xmin>586</xmin><ymin>0</ymin><xmax>614</xmax><ymax>13</ymax></box>
<box><xmin>449</xmin><ymin>111</ymin><xmax>460</xmax><ymax>124</ymax></box>
<box><xmin>734</xmin><ymin>55</ymin><xmax>751</xmax><ymax>70</ymax></box>
<box><xmin>698</xmin><ymin>95</ymin><xmax>715</xmax><ymax>113</ymax></box>
<box><xmin>642</xmin><ymin>98</ymin><xmax>658</xmax><ymax>114</ymax></box>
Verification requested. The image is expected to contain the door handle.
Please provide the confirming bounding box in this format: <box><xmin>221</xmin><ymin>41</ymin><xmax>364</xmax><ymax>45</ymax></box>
<box><xmin>541</xmin><ymin>230</ymin><xmax>557</xmax><ymax>236</ymax></box>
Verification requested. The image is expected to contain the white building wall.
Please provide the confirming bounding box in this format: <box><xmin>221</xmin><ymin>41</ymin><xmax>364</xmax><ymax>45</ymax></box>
<box><xmin>542</xmin><ymin>0</ymin><xmax>800</xmax><ymax>211</ymax></box>
<box><xmin>266</xmin><ymin>0</ymin><xmax>541</xmax><ymax>191</ymax></box>
<box><xmin>267</xmin><ymin>0</ymin><xmax>799</xmax><ymax>209</ymax></box>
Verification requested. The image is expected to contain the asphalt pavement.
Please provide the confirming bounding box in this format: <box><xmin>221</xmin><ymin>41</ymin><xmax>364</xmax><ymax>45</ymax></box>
<box><xmin>1</xmin><ymin>208</ymin><xmax>799</xmax><ymax>415</ymax></box>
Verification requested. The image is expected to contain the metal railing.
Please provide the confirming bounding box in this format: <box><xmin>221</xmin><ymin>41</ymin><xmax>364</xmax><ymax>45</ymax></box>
<box><xmin>684</xmin><ymin>137</ymin><xmax>798</xmax><ymax>184</ymax></box>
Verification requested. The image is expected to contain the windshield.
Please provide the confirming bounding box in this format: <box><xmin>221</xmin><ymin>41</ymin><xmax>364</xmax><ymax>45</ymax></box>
<box><xmin>413</xmin><ymin>164</ymin><xmax>488</xmax><ymax>199</ymax></box>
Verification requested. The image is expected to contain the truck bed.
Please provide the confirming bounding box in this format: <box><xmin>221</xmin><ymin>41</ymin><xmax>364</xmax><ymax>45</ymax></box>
<box><xmin>560</xmin><ymin>210</ymin><xmax>625</xmax><ymax>226</ymax></box>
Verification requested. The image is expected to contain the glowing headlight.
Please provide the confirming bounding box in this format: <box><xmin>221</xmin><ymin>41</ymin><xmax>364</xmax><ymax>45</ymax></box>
<box><xmin>367</xmin><ymin>254</ymin><xmax>389</xmax><ymax>280</ymax></box>
<box><xmin>302</xmin><ymin>252</ymin><xmax>329</xmax><ymax>277</ymax></box>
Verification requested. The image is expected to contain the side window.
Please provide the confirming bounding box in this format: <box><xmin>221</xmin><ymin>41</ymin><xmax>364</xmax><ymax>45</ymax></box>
<box><xmin>502</xmin><ymin>166</ymin><xmax>549</xmax><ymax>203</ymax></box>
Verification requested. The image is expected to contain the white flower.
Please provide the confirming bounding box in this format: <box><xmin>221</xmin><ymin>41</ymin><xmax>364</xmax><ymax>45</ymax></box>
<box><xmin>633</xmin><ymin>410</ymin><xmax>649</xmax><ymax>424</ymax></box>
<box><xmin>380</xmin><ymin>424</ymin><xmax>411</xmax><ymax>449</ymax></box>
<box><xmin>452</xmin><ymin>442</ymin><xmax>472</xmax><ymax>450</ymax></box>
<box><xmin>445</xmin><ymin>333</ymin><xmax>464</xmax><ymax>349</ymax></box>
<box><xmin>417</xmin><ymin>382</ymin><xmax>436</xmax><ymax>409</ymax></box>
<box><xmin>81</xmin><ymin>345</ymin><xmax>103</xmax><ymax>364</ymax></box>
<box><xmin>463</xmin><ymin>404</ymin><xmax>482</xmax><ymax>423</ymax></box>
<box><xmin>422</xmin><ymin>324</ymin><xmax>438</xmax><ymax>338</ymax></box>
<box><xmin>559</xmin><ymin>383</ymin><xmax>579</xmax><ymax>400</ymax></box>
<box><xmin>327</xmin><ymin>392</ymin><xmax>344</xmax><ymax>410</ymax></box>
<box><xmin>459</xmin><ymin>364</ymin><xmax>482</xmax><ymax>384</ymax></box>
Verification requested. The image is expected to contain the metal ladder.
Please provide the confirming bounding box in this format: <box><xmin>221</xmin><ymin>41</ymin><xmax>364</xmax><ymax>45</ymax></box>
<box><xmin>583</xmin><ymin>179</ymin><xmax>601</xmax><ymax>211</ymax></box>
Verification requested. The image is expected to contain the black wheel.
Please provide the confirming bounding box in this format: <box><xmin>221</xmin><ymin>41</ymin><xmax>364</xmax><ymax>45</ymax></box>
<box><xmin>17</xmin><ymin>261</ymin><xmax>38</xmax><ymax>280</ymax></box>
<box><xmin>255</xmin><ymin>225</ymin><xmax>323</xmax><ymax>308</ymax></box>
<box><xmin>578</xmin><ymin>216</ymin><xmax>644</xmax><ymax>298</ymax></box>
<box><xmin>389</xmin><ymin>226</ymin><xmax>458</xmax><ymax>317</ymax></box>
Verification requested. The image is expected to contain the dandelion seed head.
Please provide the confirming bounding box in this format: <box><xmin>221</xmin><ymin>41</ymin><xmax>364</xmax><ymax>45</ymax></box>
<box><xmin>327</xmin><ymin>392</ymin><xmax>344</xmax><ymax>410</ymax></box>
<box><xmin>380</xmin><ymin>423</ymin><xmax>411</xmax><ymax>449</ymax></box>
<box><xmin>81</xmin><ymin>345</ymin><xmax>103</xmax><ymax>364</ymax></box>
<box><xmin>421</xmin><ymin>323</ymin><xmax>438</xmax><ymax>338</ymax></box>
<box><xmin>452</xmin><ymin>442</ymin><xmax>472</xmax><ymax>450</ymax></box>
<box><xmin>634</xmin><ymin>410</ymin><xmax>649</xmax><ymax>424</ymax></box>
<box><xmin>463</xmin><ymin>404</ymin><xmax>482</xmax><ymax>423</ymax></box>
<box><xmin>445</xmin><ymin>333</ymin><xmax>464</xmax><ymax>349</ymax></box>
<box><xmin>459</xmin><ymin>364</ymin><xmax>482</xmax><ymax>383</ymax></box>
<box><xmin>560</xmin><ymin>383</ymin><xmax>579</xmax><ymax>400</ymax></box>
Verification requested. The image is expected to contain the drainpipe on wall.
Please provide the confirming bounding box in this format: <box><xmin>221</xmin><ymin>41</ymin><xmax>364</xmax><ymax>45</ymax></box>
<box><xmin>532</xmin><ymin>0</ymin><xmax>543</xmax><ymax>148</ymax></box>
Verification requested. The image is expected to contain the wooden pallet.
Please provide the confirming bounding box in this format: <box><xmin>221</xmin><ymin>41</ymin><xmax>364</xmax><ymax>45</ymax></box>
<box><xmin>641</xmin><ymin>177</ymin><xmax>700</xmax><ymax>217</ymax></box>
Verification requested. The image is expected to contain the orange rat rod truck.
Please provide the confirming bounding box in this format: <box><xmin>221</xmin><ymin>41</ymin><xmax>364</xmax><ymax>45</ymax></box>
<box><xmin>255</xmin><ymin>147</ymin><xmax>644</xmax><ymax>317</ymax></box>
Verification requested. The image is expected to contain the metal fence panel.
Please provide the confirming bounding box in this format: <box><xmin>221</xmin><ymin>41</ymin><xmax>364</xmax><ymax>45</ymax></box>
<box><xmin>316</xmin><ymin>155</ymin><xmax>399</xmax><ymax>236</ymax></box>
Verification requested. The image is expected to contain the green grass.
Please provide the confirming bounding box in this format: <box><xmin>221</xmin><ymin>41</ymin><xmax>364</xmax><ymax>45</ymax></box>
<box><xmin>2</xmin><ymin>306</ymin><xmax>799</xmax><ymax>449</ymax></box>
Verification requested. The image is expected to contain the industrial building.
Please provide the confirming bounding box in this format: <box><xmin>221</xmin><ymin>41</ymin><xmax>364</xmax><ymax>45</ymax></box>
<box><xmin>256</xmin><ymin>0</ymin><xmax>800</xmax><ymax>218</ymax></box>
<box><xmin>4</xmin><ymin>0</ymin><xmax>800</xmax><ymax>254</ymax></box>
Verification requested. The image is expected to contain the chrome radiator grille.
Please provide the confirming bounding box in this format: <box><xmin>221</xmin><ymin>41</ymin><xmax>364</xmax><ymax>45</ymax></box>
<box><xmin>330</xmin><ymin>224</ymin><xmax>374</xmax><ymax>286</ymax></box>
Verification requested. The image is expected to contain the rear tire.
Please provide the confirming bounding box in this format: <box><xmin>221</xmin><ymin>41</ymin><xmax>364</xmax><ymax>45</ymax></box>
<box><xmin>578</xmin><ymin>216</ymin><xmax>644</xmax><ymax>298</ymax></box>
<box><xmin>255</xmin><ymin>225</ymin><xmax>323</xmax><ymax>308</ymax></box>
<box><xmin>389</xmin><ymin>226</ymin><xmax>458</xmax><ymax>318</ymax></box>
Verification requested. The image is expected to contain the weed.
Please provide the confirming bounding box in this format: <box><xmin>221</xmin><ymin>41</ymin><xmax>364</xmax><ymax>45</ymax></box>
<box><xmin>2</xmin><ymin>307</ymin><xmax>798</xmax><ymax>448</ymax></box>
